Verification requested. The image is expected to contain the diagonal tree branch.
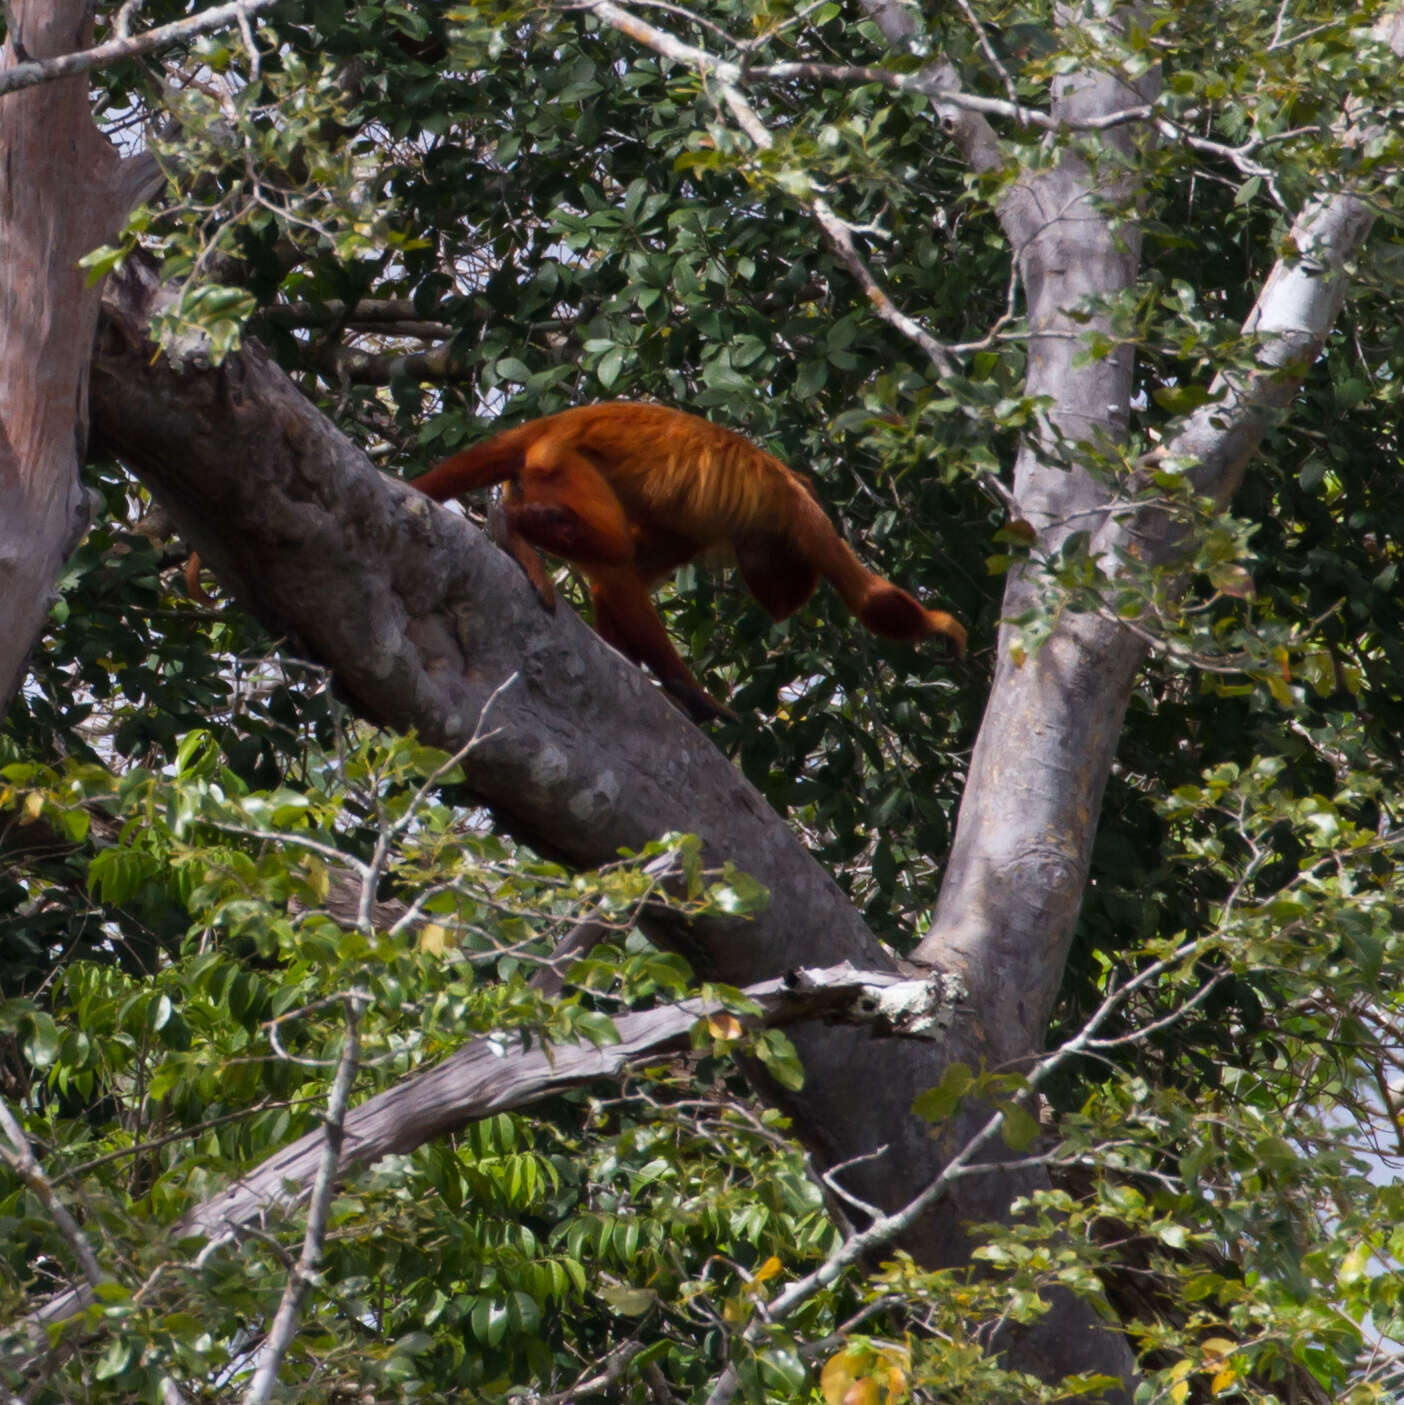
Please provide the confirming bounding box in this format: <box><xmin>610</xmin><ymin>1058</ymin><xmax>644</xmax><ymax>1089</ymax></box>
<box><xmin>0</xmin><ymin>0</ymin><xmax>282</xmax><ymax>97</ymax></box>
<box><xmin>241</xmin><ymin>998</ymin><xmax>363</xmax><ymax>1405</ymax></box>
<box><xmin>85</xmin><ymin>263</ymin><xmax>1067</xmax><ymax>1344</ymax></box>
<box><xmin>0</xmin><ymin>1100</ymin><xmax>107</xmax><ymax>1293</ymax></box>
<box><xmin>16</xmin><ymin>964</ymin><xmax>941</xmax><ymax>1343</ymax></box>
<box><xmin>1095</xmin><ymin>7</ymin><xmax>1404</xmax><ymax>563</ymax></box>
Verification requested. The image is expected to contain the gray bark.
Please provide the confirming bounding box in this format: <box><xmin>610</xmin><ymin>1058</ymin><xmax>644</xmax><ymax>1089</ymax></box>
<box><xmin>0</xmin><ymin>0</ymin><xmax>158</xmax><ymax>709</ymax></box>
<box><xmin>14</xmin><ymin>964</ymin><xmax>952</xmax><ymax>1349</ymax></box>
<box><xmin>870</xmin><ymin>14</ymin><xmax>1162</xmax><ymax>1394</ymax></box>
<box><xmin>29</xmin><ymin>962</ymin><xmax>921</xmax><ymax>1330</ymax></box>
<box><xmin>860</xmin><ymin>3</ymin><xmax>1393</xmax><ymax>1392</ymax></box>
<box><xmin>872</xmin><ymin>5</ymin><xmax>1163</xmax><ymax>1060</ymax></box>
<box><xmin>912</xmin><ymin>8</ymin><xmax>1395</xmax><ymax>1049</ymax></box>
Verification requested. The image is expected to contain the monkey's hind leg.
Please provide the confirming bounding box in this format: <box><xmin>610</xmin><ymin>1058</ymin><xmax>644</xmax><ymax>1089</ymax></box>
<box><xmin>589</xmin><ymin>569</ymin><xmax>737</xmax><ymax>724</ymax></box>
<box><xmin>488</xmin><ymin>499</ymin><xmax>556</xmax><ymax>609</ymax></box>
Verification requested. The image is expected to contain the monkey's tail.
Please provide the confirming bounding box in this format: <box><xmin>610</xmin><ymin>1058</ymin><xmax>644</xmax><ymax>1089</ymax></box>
<box><xmin>790</xmin><ymin>488</ymin><xmax>967</xmax><ymax>658</ymax></box>
<box><xmin>411</xmin><ymin>424</ymin><xmax>534</xmax><ymax>501</ymax></box>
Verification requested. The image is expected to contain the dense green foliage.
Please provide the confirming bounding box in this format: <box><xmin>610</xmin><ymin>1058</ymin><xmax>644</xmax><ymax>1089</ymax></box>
<box><xmin>4</xmin><ymin>0</ymin><xmax>1404</xmax><ymax>1400</ymax></box>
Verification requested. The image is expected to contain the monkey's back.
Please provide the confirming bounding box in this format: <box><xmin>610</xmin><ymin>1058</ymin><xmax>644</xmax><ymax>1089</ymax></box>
<box><xmin>535</xmin><ymin>403</ymin><xmax>810</xmax><ymax>546</ymax></box>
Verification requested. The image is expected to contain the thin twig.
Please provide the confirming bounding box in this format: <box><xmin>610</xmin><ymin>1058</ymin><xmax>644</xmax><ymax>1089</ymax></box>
<box><xmin>0</xmin><ymin>0</ymin><xmax>283</xmax><ymax>98</ymax></box>
<box><xmin>584</xmin><ymin>0</ymin><xmax>960</xmax><ymax>375</ymax></box>
<box><xmin>55</xmin><ymin>1097</ymin><xmax>302</xmax><ymax>1184</ymax></box>
<box><xmin>354</xmin><ymin>673</ymin><xmax>517</xmax><ymax>934</ymax></box>
<box><xmin>953</xmin><ymin>0</ymin><xmax>1019</xmax><ymax>107</ymax></box>
<box><xmin>234</xmin><ymin>3</ymin><xmax>260</xmax><ymax>81</ymax></box>
<box><xmin>702</xmin><ymin>930</ymin><xmax>1221</xmax><ymax>1404</ymax></box>
<box><xmin>113</xmin><ymin>0</ymin><xmax>146</xmax><ymax>41</ymax></box>
<box><xmin>241</xmin><ymin>995</ymin><xmax>363</xmax><ymax>1405</ymax></box>
<box><xmin>718</xmin><ymin>84</ymin><xmax>957</xmax><ymax>378</ymax></box>
<box><xmin>0</xmin><ymin>1099</ymin><xmax>106</xmax><ymax>1291</ymax></box>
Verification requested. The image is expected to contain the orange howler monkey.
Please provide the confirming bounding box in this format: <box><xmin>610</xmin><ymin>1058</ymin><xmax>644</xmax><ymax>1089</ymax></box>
<box><xmin>412</xmin><ymin>403</ymin><xmax>966</xmax><ymax>722</ymax></box>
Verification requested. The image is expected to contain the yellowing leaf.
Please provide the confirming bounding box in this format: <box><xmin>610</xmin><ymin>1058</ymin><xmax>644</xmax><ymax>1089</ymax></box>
<box><xmin>21</xmin><ymin>791</ymin><xmax>42</xmax><ymax>825</ymax></box>
<box><xmin>419</xmin><ymin>923</ymin><xmax>449</xmax><ymax>955</ymax></box>
<box><xmin>882</xmin><ymin>1363</ymin><xmax>909</xmax><ymax>1401</ymax></box>
<box><xmin>707</xmin><ymin>1013</ymin><xmax>743</xmax><ymax>1041</ymax></box>
<box><xmin>821</xmin><ymin>1349</ymin><xmax>862</xmax><ymax>1405</ymax></box>
<box><xmin>598</xmin><ymin>1284</ymin><xmax>655</xmax><ymax>1316</ymax></box>
<box><xmin>301</xmin><ymin>856</ymin><xmax>331</xmax><ymax>901</ymax></box>
<box><xmin>842</xmin><ymin>1381</ymin><xmax>879</xmax><ymax>1405</ymax></box>
<box><xmin>1338</xmin><ymin>1242</ymin><xmax>1371</xmax><ymax>1285</ymax></box>
<box><xmin>1211</xmin><ymin>1367</ymin><xmax>1238</xmax><ymax>1394</ymax></box>
<box><xmin>1300</xmin><ymin>650</ymin><xmax>1338</xmax><ymax>698</ymax></box>
<box><xmin>1208</xmin><ymin>561</ymin><xmax>1255</xmax><ymax>599</ymax></box>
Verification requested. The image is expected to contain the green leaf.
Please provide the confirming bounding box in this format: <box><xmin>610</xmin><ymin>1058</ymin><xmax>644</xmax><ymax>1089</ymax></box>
<box><xmin>470</xmin><ymin>1298</ymin><xmax>510</xmax><ymax>1346</ymax></box>
<box><xmin>1234</xmin><ymin>175</ymin><xmax>1262</xmax><ymax>206</ymax></box>
<box><xmin>998</xmin><ymin>1101</ymin><xmax>1040</xmax><ymax>1152</ymax></box>
<box><xmin>597</xmin><ymin>347</ymin><xmax>625</xmax><ymax>389</ymax></box>
<box><xmin>912</xmin><ymin>1063</ymin><xmax>973</xmax><ymax>1123</ymax></box>
<box><xmin>496</xmin><ymin>357</ymin><xmax>532</xmax><ymax>383</ymax></box>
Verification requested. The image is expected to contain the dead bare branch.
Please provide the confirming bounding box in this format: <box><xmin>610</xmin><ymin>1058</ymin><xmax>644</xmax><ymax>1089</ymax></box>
<box><xmin>0</xmin><ymin>0</ymin><xmax>283</xmax><ymax>97</ymax></box>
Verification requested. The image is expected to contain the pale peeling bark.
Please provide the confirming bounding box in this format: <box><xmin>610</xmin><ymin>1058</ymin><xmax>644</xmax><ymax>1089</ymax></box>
<box><xmin>869</xmin><ymin>7</ymin><xmax>1163</xmax><ymax>1057</ymax></box>
<box><xmin>865</xmin><ymin>0</ymin><xmax>1389</xmax><ymax>1040</ymax></box>
<box><xmin>914</xmin><ymin>6</ymin><xmax>1397</xmax><ymax>1053</ymax></box>
<box><xmin>872</xmin><ymin>17</ymin><xmax>1158</xmax><ymax>1397</ymax></box>
<box><xmin>0</xmin><ymin>0</ymin><xmax>159</xmax><ymax>710</ymax></box>
<box><xmin>856</xmin><ymin>4</ymin><xmax>1394</xmax><ymax>1395</ymax></box>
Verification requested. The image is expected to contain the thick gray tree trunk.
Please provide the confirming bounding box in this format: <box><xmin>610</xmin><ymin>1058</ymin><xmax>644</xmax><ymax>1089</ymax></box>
<box><xmin>908</xmin><ymin>7</ymin><xmax>1397</xmax><ymax>1060</ymax></box>
<box><xmin>86</xmin><ymin>261</ymin><xmax>1139</xmax><ymax>1392</ymax></box>
<box><xmin>0</xmin><ymin>0</ymin><xmax>155</xmax><ymax>709</ymax></box>
<box><xmin>851</xmin><ymin>0</ymin><xmax>1167</xmax><ymax>1075</ymax></box>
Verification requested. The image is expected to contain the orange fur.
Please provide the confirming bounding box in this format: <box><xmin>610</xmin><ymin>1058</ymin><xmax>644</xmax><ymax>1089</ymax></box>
<box><xmin>182</xmin><ymin>552</ymin><xmax>214</xmax><ymax>605</ymax></box>
<box><xmin>413</xmin><ymin>403</ymin><xmax>965</xmax><ymax>721</ymax></box>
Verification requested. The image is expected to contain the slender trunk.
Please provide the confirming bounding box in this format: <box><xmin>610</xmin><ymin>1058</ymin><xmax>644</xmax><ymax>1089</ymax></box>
<box><xmin>0</xmin><ymin>0</ymin><xmax>156</xmax><ymax>710</ymax></box>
